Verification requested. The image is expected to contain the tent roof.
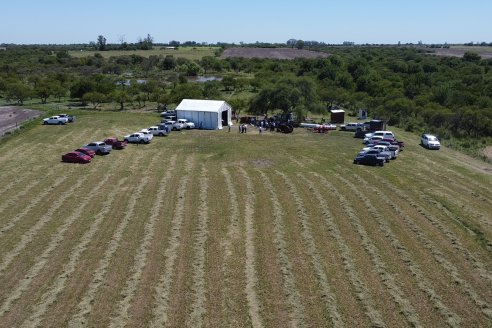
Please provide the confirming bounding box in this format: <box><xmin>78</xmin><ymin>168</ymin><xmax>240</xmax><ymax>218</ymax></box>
<box><xmin>330</xmin><ymin>109</ymin><xmax>345</xmax><ymax>113</ymax></box>
<box><xmin>176</xmin><ymin>99</ymin><xmax>230</xmax><ymax>113</ymax></box>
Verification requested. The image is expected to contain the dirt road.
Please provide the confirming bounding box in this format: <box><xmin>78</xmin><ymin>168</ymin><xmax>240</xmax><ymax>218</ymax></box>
<box><xmin>0</xmin><ymin>106</ymin><xmax>42</xmax><ymax>136</ymax></box>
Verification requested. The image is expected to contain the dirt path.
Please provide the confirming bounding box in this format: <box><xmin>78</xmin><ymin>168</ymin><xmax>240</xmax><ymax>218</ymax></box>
<box><xmin>0</xmin><ymin>107</ymin><xmax>42</xmax><ymax>136</ymax></box>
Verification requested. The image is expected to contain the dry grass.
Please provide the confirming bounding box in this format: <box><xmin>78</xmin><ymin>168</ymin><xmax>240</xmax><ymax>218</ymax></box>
<box><xmin>0</xmin><ymin>112</ymin><xmax>490</xmax><ymax>327</ymax></box>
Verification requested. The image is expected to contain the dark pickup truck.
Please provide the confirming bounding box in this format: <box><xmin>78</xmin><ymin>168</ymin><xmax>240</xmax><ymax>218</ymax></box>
<box><xmin>104</xmin><ymin>137</ymin><xmax>128</xmax><ymax>150</ymax></box>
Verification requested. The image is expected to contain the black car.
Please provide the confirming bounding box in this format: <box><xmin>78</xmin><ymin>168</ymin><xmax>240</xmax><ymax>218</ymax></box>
<box><xmin>353</xmin><ymin>154</ymin><xmax>385</xmax><ymax>166</ymax></box>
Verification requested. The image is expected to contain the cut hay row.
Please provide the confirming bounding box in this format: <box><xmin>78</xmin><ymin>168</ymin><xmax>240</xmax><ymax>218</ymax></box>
<box><xmin>285</xmin><ymin>155</ymin><xmax>307</xmax><ymax>169</ymax></box>
<box><xmin>255</xmin><ymin>169</ymin><xmax>306</xmax><ymax>328</ymax></box>
<box><xmin>0</xmin><ymin>171</ymin><xmax>91</xmax><ymax>274</ymax></box>
<box><xmin>238</xmin><ymin>166</ymin><xmax>263</xmax><ymax>328</ymax></box>
<box><xmin>149</xmin><ymin>156</ymin><xmax>195</xmax><ymax>328</ymax></box>
<box><xmin>68</xmin><ymin>155</ymin><xmax>158</xmax><ymax>328</ymax></box>
<box><xmin>108</xmin><ymin>154</ymin><xmax>177</xmax><ymax>328</ymax></box>
<box><xmin>374</xmin><ymin>174</ymin><xmax>492</xmax><ymax>283</ymax></box>
<box><xmin>0</xmin><ymin>169</ymin><xmax>65</xmax><ymax>225</ymax></box>
<box><xmin>332</xmin><ymin>173</ymin><xmax>430</xmax><ymax>327</ymax></box>
<box><xmin>276</xmin><ymin>171</ymin><xmax>344</xmax><ymax>327</ymax></box>
<box><xmin>297</xmin><ymin>173</ymin><xmax>385</xmax><ymax>326</ymax></box>
<box><xmin>0</xmin><ymin>169</ymin><xmax>116</xmax><ymax>319</ymax></box>
<box><xmin>219</xmin><ymin>165</ymin><xmax>243</xmax><ymax>326</ymax></box>
<box><xmin>186</xmin><ymin>164</ymin><xmax>210</xmax><ymax>328</ymax></box>
<box><xmin>347</xmin><ymin>170</ymin><xmax>491</xmax><ymax>322</ymax></box>
<box><xmin>411</xmin><ymin>151</ymin><xmax>491</xmax><ymax>196</ymax></box>
<box><xmin>395</xmin><ymin>158</ymin><xmax>492</xmax><ymax>232</ymax></box>
<box><xmin>312</xmin><ymin>169</ymin><xmax>419</xmax><ymax>326</ymax></box>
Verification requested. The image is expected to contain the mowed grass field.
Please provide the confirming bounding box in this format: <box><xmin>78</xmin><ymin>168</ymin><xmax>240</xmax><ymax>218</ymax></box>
<box><xmin>0</xmin><ymin>111</ymin><xmax>491</xmax><ymax>327</ymax></box>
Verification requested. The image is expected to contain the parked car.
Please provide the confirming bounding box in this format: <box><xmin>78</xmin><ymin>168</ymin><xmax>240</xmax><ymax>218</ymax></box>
<box><xmin>124</xmin><ymin>132</ymin><xmax>151</xmax><ymax>144</ymax></box>
<box><xmin>358</xmin><ymin>149</ymin><xmax>391</xmax><ymax>162</ymax></box>
<box><xmin>57</xmin><ymin>114</ymin><xmax>75</xmax><ymax>122</ymax></box>
<box><xmin>74</xmin><ymin>147</ymin><xmax>96</xmax><ymax>158</ymax></box>
<box><xmin>363</xmin><ymin>136</ymin><xmax>384</xmax><ymax>145</ymax></box>
<box><xmin>42</xmin><ymin>116</ymin><xmax>66</xmax><ymax>125</ymax></box>
<box><xmin>84</xmin><ymin>141</ymin><xmax>112</xmax><ymax>155</ymax></box>
<box><xmin>139</xmin><ymin>129</ymin><xmax>154</xmax><ymax>141</ymax></box>
<box><xmin>162</xmin><ymin>120</ymin><xmax>184</xmax><ymax>131</ymax></box>
<box><xmin>421</xmin><ymin>134</ymin><xmax>441</xmax><ymax>149</ymax></box>
<box><xmin>372</xmin><ymin>144</ymin><xmax>398</xmax><ymax>159</ymax></box>
<box><xmin>160</xmin><ymin>110</ymin><xmax>176</xmax><ymax>119</ymax></box>
<box><xmin>149</xmin><ymin>125</ymin><xmax>169</xmax><ymax>136</ymax></box>
<box><xmin>104</xmin><ymin>137</ymin><xmax>127</xmax><ymax>150</ymax></box>
<box><xmin>340</xmin><ymin>122</ymin><xmax>364</xmax><ymax>131</ymax></box>
<box><xmin>62</xmin><ymin>151</ymin><xmax>92</xmax><ymax>164</ymax></box>
<box><xmin>177</xmin><ymin>119</ymin><xmax>196</xmax><ymax>129</ymax></box>
<box><xmin>353</xmin><ymin>153</ymin><xmax>385</xmax><ymax>166</ymax></box>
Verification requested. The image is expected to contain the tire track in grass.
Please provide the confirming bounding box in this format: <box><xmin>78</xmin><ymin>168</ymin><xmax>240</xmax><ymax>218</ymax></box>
<box><xmin>330</xmin><ymin>172</ymin><xmax>436</xmax><ymax>327</ymax></box>
<box><xmin>374</xmin><ymin>173</ymin><xmax>492</xmax><ymax>284</ymax></box>
<box><xmin>276</xmin><ymin>171</ymin><xmax>345</xmax><ymax>328</ymax></box>
<box><xmin>0</xmin><ymin>169</ymin><xmax>63</xmax><ymax>227</ymax></box>
<box><xmin>238</xmin><ymin>166</ymin><xmax>263</xmax><ymax>328</ymax></box>
<box><xmin>255</xmin><ymin>169</ymin><xmax>306</xmax><ymax>328</ymax></box>
<box><xmin>68</xmin><ymin>156</ymin><xmax>158</xmax><ymax>328</ymax></box>
<box><xmin>0</xmin><ymin>170</ymin><xmax>91</xmax><ymax>274</ymax></box>
<box><xmin>149</xmin><ymin>156</ymin><xmax>194</xmax><ymax>328</ymax></box>
<box><xmin>107</xmin><ymin>154</ymin><xmax>177</xmax><ymax>328</ymax></box>
<box><xmin>220</xmin><ymin>165</ymin><xmax>243</xmax><ymax>326</ymax></box>
<box><xmin>348</xmin><ymin>171</ymin><xmax>492</xmax><ymax>320</ymax></box>
<box><xmin>13</xmin><ymin>153</ymin><xmax>136</xmax><ymax>328</ymax></box>
<box><xmin>186</xmin><ymin>165</ymin><xmax>210</xmax><ymax>328</ymax></box>
<box><xmin>0</xmin><ymin>169</ymin><xmax>117</xmax><ymax>318</ymax></box>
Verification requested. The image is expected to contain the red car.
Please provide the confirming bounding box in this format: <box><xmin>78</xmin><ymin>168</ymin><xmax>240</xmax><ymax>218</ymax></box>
<box><xmin>104</xmin><ymin>137</ymin><xmax>127</xmax><ymax>150</ymax></box>
<box><xmin>74</xmin><ymin>147</ymin><xmax>96</xmax><ymax>158</ymax></box>
<box><xmin>62</xmin><ymin>152</ymin><xmax>92</xmax><ymax>164</ymax></box>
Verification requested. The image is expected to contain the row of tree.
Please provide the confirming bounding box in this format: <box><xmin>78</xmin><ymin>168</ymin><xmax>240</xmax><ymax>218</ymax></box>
<box><xmin>0</xmin><ymin>45</ymin><xmax>491</xmax><ymax>139</ymax></box>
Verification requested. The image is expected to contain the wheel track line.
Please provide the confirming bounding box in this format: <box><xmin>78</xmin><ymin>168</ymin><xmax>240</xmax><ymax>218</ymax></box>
<box><xmin>374</xmin><ymin>173</ymin><xmax>492</xmax><ymax>283</ymax></box>
<box><xmin>275</xmin><ymin>171</ymin><xmax>345</xmax><ymax>327</ymax></box>
<box><xmin>0</xmin><ymin>169</ymin><xmax>62</xmax><ymax>225</ymax></box>
<box><xmin>107</xmin><ymin>154</ymin><xmax>177</xmax><ymax>328</ymax></box>
<box><xmin>68</xmin><ymin>155</ymin><xmax>158</xmax><ymax>328</ymax></box>
<box><xmin>0</xmin><ymin>170</ymin><xmax>91</xmax><ymax>274</ymax></box>
<box><xmin>220</xmin><ymin>165</ymin><xmax>241</xmax><ymax>326</ymax></box>
<box><xmin>149</xmin><ymin>156</ymin><xmax>195</xmax><ymax>328</ymax></box>
<box><xmin>345</xmin><ymin>171</ymin><xmax>492</xmax><ymax>319</ymax></box>
<box><xmin>328</xmin><ymin>173</ymin><xmax>431</xmax><ymax>327</ymax></box>
<box><xmin>238</xmin><ymin>166</ymin><xmax>263</xmax><ymax>328</ymax></box>
<box><xmin>255</xmin><ymin>169</ymin><xmax>306</xmax><ymax>328</ymax></box>
<box><xmin>0</xmin><ymin>170</ymin><xmax>116</xmax><ymax>318</ymax></box>
<box><xmin>14</xmin><ymin>154</ymin><xmax>137</xmax><ymax>327</ymax></box>
<box><xmin>186</xmin><ymin>165</ymin><xmax>210</xmax><ymax>328</ymax></box>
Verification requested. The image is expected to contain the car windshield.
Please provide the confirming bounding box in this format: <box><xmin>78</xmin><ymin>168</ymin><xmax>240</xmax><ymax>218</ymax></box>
<box><xmin>429</xmin><ymin>136</ymin><xmax>438</xmax><ymax>141</ymax></box>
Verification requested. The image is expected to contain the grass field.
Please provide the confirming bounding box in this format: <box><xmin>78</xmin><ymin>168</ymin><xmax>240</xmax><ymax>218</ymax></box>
<box><xmin>0</xmin><ymin>111</ymin><xmax>491</xmax><ymax>327</ymax></box>
<box><xmin>68</xmin><ymin>47</ymin><xmax>218</xmax><ymax>60</ymax></box>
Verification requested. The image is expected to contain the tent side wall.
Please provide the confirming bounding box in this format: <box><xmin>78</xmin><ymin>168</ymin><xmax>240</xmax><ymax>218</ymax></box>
<box><xmin>176</xmin><ymin>110</ymin><xmax>218</xmax><ymax>130</ymax></box>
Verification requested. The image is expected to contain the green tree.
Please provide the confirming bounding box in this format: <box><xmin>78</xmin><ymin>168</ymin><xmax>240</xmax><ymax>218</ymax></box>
<box><xmin>34</xmin><ymin>79</ymin><xmax>56</xmax><ymax>104</ymax></box>
<box><xmin>82</xmin><ymin>92</ymin><xmax>106</xmax><ymax>110</ymax></box>
<box><xmin>97</xmin><ymin>35</ymin><xmax>107</xmax><ymax>51</ymax></box>
<box><xmin>111</xmin><ymin>90</ymin><xmax>130</xmax><ymax>110</ymax></box>
<box><xmin>6</xmin><ymin>82</ymin><xmax>32</xmax><ymax>105</ymax></box>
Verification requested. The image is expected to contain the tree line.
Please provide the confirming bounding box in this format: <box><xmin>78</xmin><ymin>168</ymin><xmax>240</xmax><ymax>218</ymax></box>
<box><xmin>0</xmin><ymin>45</ymin><xmax>491</xmax><ymax>140</ymax></box>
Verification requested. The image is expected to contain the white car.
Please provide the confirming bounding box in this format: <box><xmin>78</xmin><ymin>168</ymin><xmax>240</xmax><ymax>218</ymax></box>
<box><xmin>177</xmin><ymin>119</ymin><xmax>195</xmax><ymax>130</ymax></box>
<box><xmin>139</xmin><ymin>129</ymin><xmax>154</xmax><ymax>141</ymax></box>
<box><xmin>421</xmin><ymin>134</ymin><xmax>440</xmax><ymax>149</ymax></box>
<box><xmin>340</xmin><ymin>122</ymin><xmax>364</xmax><ymax>131</ymax></box>
<box><xmin>124</xmin><ymin>132</ymin><xmax>151</xmax><ymax>144</ymax></box>
<box><xmin>163</xmin><ymin>120</ymin><xmax>184</xmax><ymax>131</ymax></box>
<box><xmin>42</xmin><ymin>116</ymin><xmax>66</xmax><ymax>125</ymax></box>
<box><xmin>148</xmin><ymin>126</ymin><xmax>169</xmax><ymax>136</ymax></box>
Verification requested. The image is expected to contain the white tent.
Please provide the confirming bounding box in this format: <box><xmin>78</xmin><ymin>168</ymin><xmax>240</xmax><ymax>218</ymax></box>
<box><xmin>175</xmin><ymin>99</ymin><xmax>233</xmax><ymax>130</ymax></box>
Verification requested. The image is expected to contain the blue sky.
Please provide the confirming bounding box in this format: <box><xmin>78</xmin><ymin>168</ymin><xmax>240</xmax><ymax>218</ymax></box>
<box><xmin>1</xmin><ymin>0</ymin><xmax>491</xmax><ymax>44</ymax></box>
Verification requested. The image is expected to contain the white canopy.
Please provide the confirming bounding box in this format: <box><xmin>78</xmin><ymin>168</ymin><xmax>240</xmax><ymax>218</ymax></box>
<box><xmin>176</xmin><ymin>99</ymin><xmax>232</xmax><ymax>130</ymax></box>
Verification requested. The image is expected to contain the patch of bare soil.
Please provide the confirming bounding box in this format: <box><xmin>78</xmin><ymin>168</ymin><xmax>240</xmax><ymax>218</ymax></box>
<box><xmin>425</xmin><ymin>48</ymin><xmax>492</xmax><ymax>59</ymax></box>
<box><xmin>221</xmin><ymin>48</ymin><xmax>329</xmax><ymax>59</ymax></box>
<box><xmin>0</xmin><ymin>107</ymin><xmax>42</xmax><ymax>136</ymax></box>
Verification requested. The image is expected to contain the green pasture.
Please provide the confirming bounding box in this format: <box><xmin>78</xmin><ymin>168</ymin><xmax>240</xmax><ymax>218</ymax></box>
<box><xmin>68</xmin><ymin>46</ymin><xmax>218</xmax><ymax>60</ymax></box>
